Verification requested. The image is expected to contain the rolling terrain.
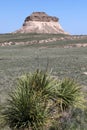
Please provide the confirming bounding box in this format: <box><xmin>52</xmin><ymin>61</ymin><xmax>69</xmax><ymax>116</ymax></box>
<box><xmin>0</xmin><ymin>33</ymin><xmax>87</xmax><ymax>102</ymax></box>
<box><xmin>0</xmin><ymin>33</ymin><xmax>87</xmax><ymax>130</ymax></box>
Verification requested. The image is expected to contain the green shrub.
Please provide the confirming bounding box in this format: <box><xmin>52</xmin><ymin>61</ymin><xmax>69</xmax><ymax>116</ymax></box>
<box><xmin>0</xmin><ymin>70</ymin><xmax>85</xmax><ymax>130</ymax></box>
<box><xmin>0</xmin><ymin>70</ymin><xmax>56</xmax><ymax>130</ymax></box>
<box><xmin>53</xmin><ymin>78</ymin><xmax>85</xmax><ymax>111</ymax></box>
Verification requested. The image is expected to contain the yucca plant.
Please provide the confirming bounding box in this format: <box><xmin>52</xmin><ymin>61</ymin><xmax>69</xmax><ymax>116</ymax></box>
<box><xmin>0</xmin><ymin>70</ymin><xmax>85</xmax><ymax>130</ymax></box>
<box><xmin>52</xmin><ymin>78</ymin><xmax>85</xmax><ymax>112</ymax></box>
<box><xmin>0</xmin><ymin>70</ymin><xmax>56</xmax><ymax>130</ymax></box>
<box><xmin>49</xmin><ymin>78</ymin><xmax>85</xmax><ymax>130</ymax></box>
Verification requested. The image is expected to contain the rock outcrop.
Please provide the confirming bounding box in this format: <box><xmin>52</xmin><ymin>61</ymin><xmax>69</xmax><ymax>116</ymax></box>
<box><xmin>24</xmin><ymin>12</ymin><xmax>59</xmax><ymax>23</ymax></box>
<box><xmin>15</xmin><ymin>12</ymin><xmax>68</xmax><ymax>34</ymax></box>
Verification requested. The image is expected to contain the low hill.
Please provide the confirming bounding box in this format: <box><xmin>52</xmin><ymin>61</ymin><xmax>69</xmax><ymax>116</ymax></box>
<box><xmin>0</xmin><ymin>33</ymin><xmax>87</xmax><ymax>47</ymax></box>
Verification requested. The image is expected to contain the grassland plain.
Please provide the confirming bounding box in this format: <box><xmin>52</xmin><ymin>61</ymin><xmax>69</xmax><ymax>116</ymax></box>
<box><xmin>0</xmin><ymin>33</ymin><xmax>87</xmax><ymax>44</ymax></box>
<box><xmin>0</xmin><ymin>43</ymin><xmax>87</xmax><ymax>101</ymax></box>
<box><xmin>0</xmin><ymin>34</ymin><xmax>87</xmax><ymax>130</ymax></box>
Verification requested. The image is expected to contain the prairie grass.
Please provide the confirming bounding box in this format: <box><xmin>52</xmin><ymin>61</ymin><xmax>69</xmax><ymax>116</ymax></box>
<box><xmin>0</xmin><ymin>33</ymin><xmax>87</xmax><ymax>129</ymax></box>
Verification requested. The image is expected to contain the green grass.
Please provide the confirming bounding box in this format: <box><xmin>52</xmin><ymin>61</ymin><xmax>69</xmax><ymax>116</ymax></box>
<box><xmin>0</xmin><ymin>33</ymin><xmax>67</xmax><ymax>43</ymax></box>
<box><xmin>0</xmin><ymin>33</ymin><xmax>87</xmax><ymax>45</ymax></box>
<box><xmin>0</xmin><ymin>44</ymin><xmax>87</xmax><ymax>102</ymax></box>
<box><xmin>0</xmin><ymin>70</ymin><xmax>85</xmax><ymax>130</ymax></box>
<box><xmin>0</xmin><ymin>33</ymin><xmax>87</xmax><ymax>129</ymax></box>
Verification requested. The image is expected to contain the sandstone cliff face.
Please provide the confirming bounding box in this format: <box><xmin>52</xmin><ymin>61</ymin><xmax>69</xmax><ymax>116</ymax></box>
<box><xmin>24</xmin><ymin>12</ymin><xmax>59</xmax><ymax>22</ymax></box>
<box><xmin>15</xmin><ymin>12</ymin><xmax>68</xmax><ymax>34</ymax></box>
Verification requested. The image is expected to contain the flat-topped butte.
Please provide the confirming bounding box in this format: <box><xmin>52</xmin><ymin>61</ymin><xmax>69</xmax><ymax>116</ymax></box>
<box><xmin>23</xmin><ymin>12</ymin><xmax>59</xmax><ymax>24</ymax></box>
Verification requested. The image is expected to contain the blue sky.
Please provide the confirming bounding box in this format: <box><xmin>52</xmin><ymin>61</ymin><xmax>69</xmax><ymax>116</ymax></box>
<box><xmin>0</xmin><ymin>0</ymin><xmax>87</xmax><ymax>34</ymax></box>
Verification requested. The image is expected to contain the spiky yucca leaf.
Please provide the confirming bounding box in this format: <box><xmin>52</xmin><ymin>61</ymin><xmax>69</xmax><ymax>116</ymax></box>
<box><xmin>0</xmin><ymin>70</ymin><xmax>56</xmax><ymax>130</ymax></box>
<box><xmin>0</xmin><ymin>70</ymin><xmax>85</xmax><ymax>130</ymax></box>
<box><xmin>53</xmin><ymin>78</ymin><xmax>85</xmax><ymax>111</ymax></box>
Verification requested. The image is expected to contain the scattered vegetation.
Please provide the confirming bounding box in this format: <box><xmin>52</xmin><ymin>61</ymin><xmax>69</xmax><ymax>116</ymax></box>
<box><xmin>0</xmin><ymin>33</ymin><xmax>67</xmax><ymax>43</ymax></box>
<box><xmin>0</xmin><ymin>33</ymin><xmax>87</xmax><ymax>129</ymax></box>
<box><xmin>0</xmin><ymin>70</ymin><xmax>86</xmax><ymax>130</ymax></box>
<box><xmin>0</xmin><ymin>33</ymin><xmax>87</xmax><ymax>46</ymax></box>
